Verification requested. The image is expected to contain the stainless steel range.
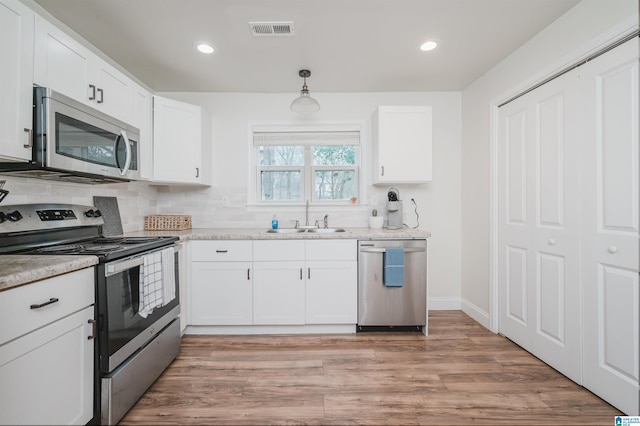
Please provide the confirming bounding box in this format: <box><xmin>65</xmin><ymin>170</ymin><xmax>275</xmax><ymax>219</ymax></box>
<box><xmin>0</xmin><ymin>203</ymin><xmax>181</xmax><ymax>425</ymax></box>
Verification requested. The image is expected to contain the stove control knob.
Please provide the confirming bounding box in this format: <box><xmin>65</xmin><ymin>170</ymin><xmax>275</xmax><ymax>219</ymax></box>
<box><xmin>85</xmin><ymin>209</ymin><xmax>96</xmax><ymax>218</ymax></box>
<box><xmin>94</xmin><ymin>209</ymin><xmax>102</xmax><ymax>217</ymax></box>
<box><xmin>0</xmin><ymin>212</ymin><xmax>6</xmax><ymax>223</ymax></box>
<box><xmin>7</xmin><ymin>211</ymin><xmax>23</xmax><ymax>222</ymax></box>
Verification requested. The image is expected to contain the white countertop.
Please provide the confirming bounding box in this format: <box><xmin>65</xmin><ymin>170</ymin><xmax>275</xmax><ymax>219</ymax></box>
<box><xmin>0</xmin><ymin>227</ymin><xmax>429</xmax><ymax>292</ymax></box>
<box><xmin>0</xmin><ymin>255</ymin><xmax>98</xmax><ymax>292</ymax></box>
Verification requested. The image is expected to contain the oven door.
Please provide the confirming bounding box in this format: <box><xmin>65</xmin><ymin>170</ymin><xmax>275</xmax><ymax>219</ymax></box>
<box><xmin>97</xmin><ymin>246</ymin><xmax>180</xmax><ymax>373</ymax></box>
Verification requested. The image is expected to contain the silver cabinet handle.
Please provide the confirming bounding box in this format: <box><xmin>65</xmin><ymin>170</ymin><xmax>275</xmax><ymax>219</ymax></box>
<box><xmin>89</xmin><ymin>84</ymin><xmax>96</xmax><ymax>100</ymax></box>
<box><xmin>608</xmin><ymin>246</ymin><xmax>618</xmax><ymax>254</ymax></box>
<box><xmin>381</xmin><ymin>165</ymin><xmax>385</xmax><ymax>176</ymax></box>
<box><xmin>300</xmin><ymin>268</ymin><xmax>303</xmax><ymax>280</ymax></box>
<box><xmin>97</xmin><ymin>88</ymin><xmax>104</xmax><ymax>104</ymax></box>
<box><xmin>23</xmin><ymin>128</ymin><xmax>32</xmax><ymax>148</ymax></box>
<box><xmin>196</xmin><ymin>167</ymin><xmax>200</xmax><ymax>178</ymax></box>
<box><xmin>30</xmin><ymin>297</ymin><xmax>59</xmax><ymax>309</ymax></box>
<box><xmin>308</xmin><ymin>267</ymin><xmax>311</xmax><ymax>280</ymax></box>
<box><xmin>216</xmin><ymin>250</ymin><xmax>228</xmax><ymax>253</ymax></box>
<box><xmin>88</xmin><ymin>319</ymin><xmax>97</xmax><ymax>340</ymax></box>
<box><xmin>247</xmin><ymin>268</ymin><xmax>251</xmax><ymax>280</ymax></box>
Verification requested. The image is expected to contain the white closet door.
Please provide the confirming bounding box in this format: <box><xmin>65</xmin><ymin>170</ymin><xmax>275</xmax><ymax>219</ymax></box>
<box><xmin>498</xmin><ymin>70</ymin><xmax>582</xmax><ymax>383</ymax></box>
<box><xmin>580</xmin><ymin>38</ymin><xmax>639</xmax><ymax>416</ymax></box>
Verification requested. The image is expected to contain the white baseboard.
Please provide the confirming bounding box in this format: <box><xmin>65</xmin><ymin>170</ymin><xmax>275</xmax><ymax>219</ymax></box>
<box><xmin>461</xmin><ymin>299</ymin><xmax>490</xmax><ymax>330</ymax></box>
<box><xmin>428</xmin><ymin>297</ymin><xmax>461</xmax><ymax>310</ymax></box>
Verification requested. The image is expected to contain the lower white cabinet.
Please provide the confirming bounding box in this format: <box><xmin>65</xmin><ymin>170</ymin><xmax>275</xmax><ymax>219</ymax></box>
<box><xmin>189</xmin><ymin>239</ymin><xmax>357</xmax><ymax>328</ymax></box>
<box><xmin>305</xmin><ymin>260</ymin><xmax>357</xmax><ymax>324</ymax></box>
<box><xmin>253</xmin><ymin>239</ymin><xmax>357</xmax><ymax>326</ymax></box>
<box><xmin>190</xmin><ymin>241</ymin><xmax>253</xmax><ymax>325</ymax></box>
<box><xmin>0</xmin><ymin>268</ymin><xmax>95</xmax><ymax>425</ymax></box>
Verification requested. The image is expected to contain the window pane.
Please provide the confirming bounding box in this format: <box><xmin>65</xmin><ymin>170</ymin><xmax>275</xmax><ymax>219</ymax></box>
<box><xmin>315</xmin><ymin>170</ymin><xmax>355</xmax><ymax>200</ymax></box>
<box><xmin>312</xmin><ymin>146</ymin><xmax>356</xmax><ymax>166</ymax></box>
<box><xmin>260</xmin><ymin>170</ymin><xmax>301</xmax><ymax>201</ymax></box>
<box><xmin>259</xmin><ymin>146</ymin><xmax>304</xmax><ymax>166</ymax></box>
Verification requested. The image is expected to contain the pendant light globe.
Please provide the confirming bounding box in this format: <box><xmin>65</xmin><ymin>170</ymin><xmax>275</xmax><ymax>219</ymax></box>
<box><xmin>290</xmin><ymin>69</ymin><xmax>320</xmax><ymax>114</ymax></box>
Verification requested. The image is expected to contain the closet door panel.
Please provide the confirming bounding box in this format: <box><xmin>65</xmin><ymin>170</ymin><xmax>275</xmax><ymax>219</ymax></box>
<box><xmin>581</xmin><ymin>38</ymin><xmax>639</xmax><ymax>415</ymax></box>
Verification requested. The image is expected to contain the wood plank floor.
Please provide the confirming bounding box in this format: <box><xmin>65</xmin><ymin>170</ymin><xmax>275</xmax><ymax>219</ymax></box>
<box><xmin>120</xmin><ymin>311</ymin><xmax>621</xmax><ymax>425</ymax></box>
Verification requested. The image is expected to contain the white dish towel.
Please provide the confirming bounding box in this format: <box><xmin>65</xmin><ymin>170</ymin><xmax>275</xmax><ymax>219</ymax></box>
<box><xmin>138</xmin><ymin>247</ymin><xmax>175</xmax><ymax>318</ymax></box>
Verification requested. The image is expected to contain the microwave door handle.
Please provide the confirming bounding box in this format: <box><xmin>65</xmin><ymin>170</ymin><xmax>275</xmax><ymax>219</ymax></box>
<box><xmin>119</xmin><ymin>130</ymin><xmax>132</xmax><ymax>176</ymax></box>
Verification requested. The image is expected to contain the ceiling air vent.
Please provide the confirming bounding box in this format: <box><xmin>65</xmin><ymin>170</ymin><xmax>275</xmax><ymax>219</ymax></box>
<box><xmin>249</xmin><ymin>21</ymin><xmax>295</xmax><ymax>37</ymax></box>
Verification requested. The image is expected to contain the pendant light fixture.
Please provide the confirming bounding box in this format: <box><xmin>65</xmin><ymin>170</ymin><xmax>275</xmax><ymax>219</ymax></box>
<box><xmin>290</xmin><ymin>69</ymin><xmax>320</xmax><ymax>114</ymax></box>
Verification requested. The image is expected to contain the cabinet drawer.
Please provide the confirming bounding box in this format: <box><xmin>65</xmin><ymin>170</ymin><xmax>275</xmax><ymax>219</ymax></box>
<box><xmin>0</xmin><ymin>268</ymin><xmax>94</xmax><ymax>345</ymax></box>
<box><xmin>253</xmin><ymin>240</ymin><xmax>305</xmax><ymax>262</ymax></box>
<box><xmin>191</xmin><ymin>240</ymin><xmax>252</xmax><ymax>262</ymax></box>
<box><xmin>306</xmin><ymin>239</ymin><xmax>357</xmax><ymax>261</ymax></box>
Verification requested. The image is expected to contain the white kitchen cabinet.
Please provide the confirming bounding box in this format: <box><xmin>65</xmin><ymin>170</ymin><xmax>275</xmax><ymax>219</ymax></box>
<box><xmin>253</xmin><ymin>240</ymin><xmax>305</xmax><ymax>325</ymax></box>
<box><xmin>0</xmin><ymin>268</ymin><xmax>95</xmax><ymax>425</ymax></box>
<box><xmin>305</xmin><ymin>240</ymin><xmax>357</xmax><ymax>324</ymax></box>
<box><xmin>253</xmin><ymin>239</ymin><xmax>357</xmax><ymax>326</ymax></box>
<box><xmin>190</xmin><ymin>241</ymin><xmax>253</xmax><ymax>325</ymax></box>
<box><xmin>132</xmin><ymin>82</ymin><xmax>154</xmax><ymax>180</ymax></box>
<box><xmin>0</xmin><ymin>0</ymin><xmax>34</xmax><ymax>161</ymax></box>
<box><xmin>372</xmin><ymin>106</ymin><xmax>433</xmax><ymax>184</ymax></box>
<box><xmin>153</xmin><ymin>96</ymin><xmax>203</xmax><ymax>184</ymax></box>
<box><xmin>34</xmin><ymin>14</ymin><xmax>133</xmax><ymax>124</ymax></box>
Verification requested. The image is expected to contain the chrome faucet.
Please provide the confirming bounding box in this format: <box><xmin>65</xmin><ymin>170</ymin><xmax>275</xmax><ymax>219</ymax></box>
<box><xmin>323</xmin><ymin>214</ymin><xmax>329</xmax><ymax>228</ymax></box>
<box><xmin>305</xmin><ymin>199</ymin><xmax>310</xmax><ymax>227</ymax></box>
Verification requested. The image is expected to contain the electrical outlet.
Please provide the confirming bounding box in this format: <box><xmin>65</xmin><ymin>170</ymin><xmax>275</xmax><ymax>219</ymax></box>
<box><xmin>222</xmin><ymin>196</ymin><xmax>229</xmax><ymax>206</ymax></box>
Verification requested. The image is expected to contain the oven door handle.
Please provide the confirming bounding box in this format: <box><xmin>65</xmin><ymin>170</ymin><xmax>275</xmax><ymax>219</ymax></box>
<box><xmin>106</xmin><ymin>256</ymin><xmax>144</xmax><ymax>277</ymax></box>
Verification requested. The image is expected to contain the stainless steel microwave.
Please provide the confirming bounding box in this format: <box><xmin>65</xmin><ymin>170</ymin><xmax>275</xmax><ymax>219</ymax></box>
<box><xmin>0</xmin><ymin>87</ymin><xmax>140</xmax><ymax>184</ymax></box>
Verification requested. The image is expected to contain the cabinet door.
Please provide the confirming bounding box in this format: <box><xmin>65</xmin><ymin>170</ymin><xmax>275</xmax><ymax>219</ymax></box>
<box><xmin>91</xmin><ymin>57</ymin><xmax>133</xmax><ymax>123</ymax></box>
<box><xmin>153</xmin><ymin>96</ymin><xmax>202</xmax><ymax>184</ymax></box>
<box><xmin>580</xmin><ymin>39</ymin><xmax>639</xmax><ymax>416</ymax></box>
<box><xmin>0</xmin><ymin>0</ymin><xmax>33</xmax><ymax>161</ymax></box>
<box><xmin>132</xmin><ymin>83</ymin><xmax>153</xmax><ymax>180</ymax></box>
<box><xmin>253</xmin><ymin>261</ymin><xmax>305</xmax><ymax>325</ymax></box>
<box><xmin>305</xmin><ymin>260</ymin><xmax>357</xmax><ymax>324</ymax></box>
<box><xmin>191</xmin><ymin>261</ymin><xmax>253</xmax><ymax>325</ymax></box>
<box><xmin>0</xmin><ymin>306</ymin><xmax>94</xmax><ymax>425</ymax></box>
<box><xmin>34</xmin><ymin>15</ymin><xmax>93</xmax><ymax>105</ymax></box>
<box><xmin>373</xmin><ymin>106</ymin><xmax>433</xmax><ymax>183</ymax></box>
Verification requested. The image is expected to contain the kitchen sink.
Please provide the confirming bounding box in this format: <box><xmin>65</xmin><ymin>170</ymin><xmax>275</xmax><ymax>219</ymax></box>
<box><xmin>266</xmin><ymin>228</ymin><xmax>306</xmax><ymax>233</ymax></box>
<box><xmin>306</xmin><ymin>228</ymin><xmax>346</xmax><ymax>233</ymax></box>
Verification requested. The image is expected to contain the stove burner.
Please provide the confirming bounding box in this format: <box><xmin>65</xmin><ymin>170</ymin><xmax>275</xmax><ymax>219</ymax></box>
<box><xmin>36</xmin><ymin>244</ymin><xmax>84</xmax><ymax>253</ymax></box>
<box><xmin>93</xmin><ymin>237</ymin><xmax>160</xmax><ymax>244</ymax></box>
<box><xmin>83</xmin><ymin>244</ymin><xmax>121</xmax><ymax>252</ymax></box>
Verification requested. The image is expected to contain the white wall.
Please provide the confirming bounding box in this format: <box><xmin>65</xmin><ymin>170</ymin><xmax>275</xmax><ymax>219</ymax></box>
<box><xmin>157</xmin><ymin>91</ymin><xmax>463</xmax><ymax>307</ymax></box>
<box><xmin>0</xmin><ymin>177</ymin><xmax>159</xmax><ymax>233</ymax></box>
<box><xmin>460</xmin><ymin>0</ymin><xmax>638</xmax><ymax>325</ymax></box>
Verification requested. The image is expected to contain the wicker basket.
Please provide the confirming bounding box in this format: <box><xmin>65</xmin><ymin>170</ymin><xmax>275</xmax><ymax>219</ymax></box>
<box><xmin>144</xmin><ymin>214</ymin><xmax>192</xmax><ymax>231</ymax></box>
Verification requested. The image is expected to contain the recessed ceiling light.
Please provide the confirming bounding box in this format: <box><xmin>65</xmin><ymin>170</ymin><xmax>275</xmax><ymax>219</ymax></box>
<box><xmin>419</xmin><ymin>40</ymin><xmax>438</xmax><ymax>52</ymax></box>
<box><xmin>195</xmin><ymin>42</ymin><xmax>215</xmax><ymax>54</ymax></box>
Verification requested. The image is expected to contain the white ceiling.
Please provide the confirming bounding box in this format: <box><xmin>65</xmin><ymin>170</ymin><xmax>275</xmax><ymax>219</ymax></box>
<box><xmin>32</xmin><ymin>0</ymin><xmax>581</xmax><ymax>93</ymax></box>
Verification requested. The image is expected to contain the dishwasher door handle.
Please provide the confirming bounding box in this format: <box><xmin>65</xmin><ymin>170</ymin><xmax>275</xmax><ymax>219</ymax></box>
<box><xmin>359</xmin><ymin>247</ymin><xmax>425</xmax><ymax>254</ymax></box>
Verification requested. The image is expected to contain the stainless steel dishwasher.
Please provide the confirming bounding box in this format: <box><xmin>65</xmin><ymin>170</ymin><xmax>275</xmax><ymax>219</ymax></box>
<box><xmin>358</xmin><ymin>239</ymin><xmax>427</xmax><ymax>330</ymax></box>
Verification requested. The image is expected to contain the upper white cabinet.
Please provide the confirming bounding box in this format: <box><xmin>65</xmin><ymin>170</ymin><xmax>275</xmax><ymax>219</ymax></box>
<box><xmin>153</xmin><ymin>95</ymin><xmax>203</xmax><ymax>184</ymax></box>
<box><xmin>372</xmin><ymin>106</ymin><xmax>433</xmax><ymax>184</ymax></box>
<box><xmin>34</xmin><ymin>14</ymin><xmax>133</xmax><ymax>124</ymax></box>
<box><xmin>131</xmin><ymin>82</ymin><xmax>153</xmax><ymax>180</ymax></box>
<box><xmin>0</xmin><ymin>0</ymin><xmax>34</xmax><ymax>161</ymax></box>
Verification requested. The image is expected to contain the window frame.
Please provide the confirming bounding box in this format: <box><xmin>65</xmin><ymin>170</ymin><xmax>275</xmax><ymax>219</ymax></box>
<box><xmin>249</xmin><ymin>123</ymin><xmax>364</xmax><ymax>207</ymax></box>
